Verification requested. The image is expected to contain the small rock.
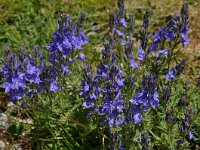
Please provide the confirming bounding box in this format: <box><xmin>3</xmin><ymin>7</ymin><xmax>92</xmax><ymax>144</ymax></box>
<box><xmin>0</xmin><ymin>140</ymin><xmax>5</xmax><ymax>149</ymax></box>
<box><xmin>27</xmin><ymin>118</ymin><xmax>33</xmax><ymax>124</ymax></box>
<box><xmin>12</xmin><ymin>145</ymin><xmax>22</xmax><ymax>150</ymax></box>
<box><xmin>0</xmin><ymin>113</ymin><xmax>9</xmax><ymax>130</ymax></box>
<box><xmin>7</xmin><ymin>102</ymin><xmax>14</xmax><ymax>107</ymax></box>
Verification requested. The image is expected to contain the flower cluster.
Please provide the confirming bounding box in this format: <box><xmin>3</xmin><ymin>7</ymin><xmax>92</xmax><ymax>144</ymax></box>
<box><xmin>81</xmin><ymin>37</ymin><xmax>125</xmax><ymax>128</ymax></box>
<box><xmin>95</xmin><ymin>43</ymin><xmax>125</xmax><ymax>128</ymax></box>
<box><xmin>129</xmin><ymin>75</ymin><xmax>159</xmax><ymax>124</ymax></box>
<box><xmin>175</xmin><ymin>89</ymin><xmax>195</xmax><ymax>147</ymax></box>
<box><xmin>110</xmin><ymin>131</ymin><xmax>126</xmax><ymax>150</ymax></box>
<box><xmin>137</xmin><ymin>130</ymin><xmax>150</xmax><ymax>150</ymax></box>
<box><xmin>81</xmin><ymin>0</ymin><xmax>190</xmax><ymax>127</ymax></box>
<box><xmin>80</xmin><ymin>0</ymin><xmax>190</xmax><ymax>149</ymax></box>
<box><xmin>46</xmin><ymin>14</ymin><xmax>88</xmax><ymax>87</ymax></box>
<box><xmin>165</xmin><ymin>59</ymin><xmax>186</xmax><ymax>81</ymax></box>
<box><xmin>46</xmin><ymin>14</ymin><xmax>88</xmax><ymax>62</ymax></box>
<box><xmin>1</xmin><ymin>45</ymin><xmax>43</xmax><ymax>103</ymax></box>
<box><xmin>177</xmin><ymin>107</ymin><xmax>195</xmax><ymax>147</ymax></box>
<box><xmin>80</xmin><ymin>65</ymin><xmax>100</xmax><ymax>115</ymax></box>
<box><xmin>1</xmin><ymin>14</ymin><xmax>88</xmax><ymax>104</ymax></box>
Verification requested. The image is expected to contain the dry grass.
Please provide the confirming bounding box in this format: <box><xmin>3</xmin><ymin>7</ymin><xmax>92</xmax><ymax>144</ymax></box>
<box><xmin>125</xmin><ymin>0</ymin><xmax>200</xmax><ymax>72</ymax></box>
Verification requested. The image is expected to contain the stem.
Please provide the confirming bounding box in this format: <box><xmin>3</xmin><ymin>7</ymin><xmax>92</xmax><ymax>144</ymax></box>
<box><xmin>124</xmin><ymin>123</ymin><xmax>128</xmax><ymax>147</ymax></box>
<box><xmin>167</xmin><ymin>123</ymin><xmax>174</xmax><ymax>150</ymax></box>
<box><xmin>102</xmin><ymin>129</ymin><xmax>105</xmax><ymax>150</ymax></box>
<box><xmin>148</xmin><ymin>130</ymin><xmax>161</xmax><ymax>141</ymax></box>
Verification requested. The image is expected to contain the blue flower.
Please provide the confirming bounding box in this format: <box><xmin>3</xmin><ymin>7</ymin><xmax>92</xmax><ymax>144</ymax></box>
<box><xmin>129</xmin><ymin>75</ymin><xmax>159</xmax><ymax>124</ymax></box>
<box><xmin>77</xmin><ymin>52</ymin><xmax>85</xmax><ymax>61</ymax></box>
<box><xmin>189</xmin><ymin>131</ymin><xmax>195</xmax><ymax>140</ymax></box>
<box><xmin>81</xmin><ymin>36</ymin><xmax>126</xmax><ymax>128</ymax></box>
<box><xmin>120</xmin><ymin>38</ymin><xmax>126</xmax><ymax>46</ymax></box>
<box><xmin>82</xmin><ymin>98</ymin><xmax>95</xmax><ymax>109</ymax></box>
<box><xmin>150</xmin><ymin>92</ymin><xmax>159</xmax><ymax>109</ymax></box>
<box><xmin>159</xmin><ymin>49</ymin><xmax>168</xmax><ymax>57</ymax></box>
<box><xmin>180</xmin><ymin>3</ymin><xmax>189</xmax><ymax>48</ymax></box>
<box><xmin>134</xmin><ymin>113</ymin><xmax>144</xmax><ymax>124</ymax></box>
<box><xmin>9</xmin><ymin>88</ymin><xmax>26</xmax><ymax>102</ymax></box>
<box><xmin>115</xmin><ymin>29</ymin><xmax>124</xmax><ymax>36</ymax></box>
<box><xmin>26</xmin><ymin>63</ymin><xmax>41</xmax><ymax>84</ymax></box>
<box><xmin>21</xmin><ymin>102</ymin><xmax>28</xmax><ymax>108</ymax></box>
<box><xmin>165</xmin><ymin>68</ymin><xmax>176</xmax><ymax>81</ymax></box>
<box><xmin>11</xmin><ymin>76</ymin><xmax>27</xmax><ymax>90</ymax></box>
<box><xmin>2</xmin><ymin>80</ymin><xmax>13</xmax><ymax>93</ymax></box>
<box><xmin>153</xmin><ymin>27</ymin><xmax>165</xmax><ymax>43</ymax></box>
<box><xmin>180</xmin><ymin>27</ymin><xmax>190</xmax><ymax>48</ymax></box>
<box><xmin>119</xmin><ymin>18</ymin><xmax>127</xmax><ymax>28</ymax></box>
<box><xmin>165</xmin><ymin>28</ymin><xmax>175</xmax><ymax>41</ymax></box>
<box><xmin>49</xmin><ymin>80</ymin><xmax>60</xmax><ymax>92</ymax></box>
<box><xmin>128</xmin><ymin>105</ymin><xmax>144</xmax><ymax>124</ymax></box>
<box><xmin>79</xmin><ymin>31</ymin><xmax>89</xmax><ymax>45</ymax></box>
<box><xmin>138</xmin><ymin>46</ymin><xmax>145</xmax><ymax>61</ymax></box>
<box><xmin>129</xmin><ymin>57</ymin><xmax>139</xmax><ymax>69</ymax></box>
<box><xmin>46</xmin><ymin>13</ymin><xmax>89</xmax><ymax>79</ymax></box>
<box><xmin>2</xmin><ymin>73</ymin><xmax>27</xmax><ymax>94</ymax></box>
<box><xmin>81</xmin><ymin>65</ymin><xmax>99</xmax><ymax>112</ymax></box>
<box><xmin>61</xmin><ymin>64</ymin><xmax>70</xmax><ymax>75</ymax></box>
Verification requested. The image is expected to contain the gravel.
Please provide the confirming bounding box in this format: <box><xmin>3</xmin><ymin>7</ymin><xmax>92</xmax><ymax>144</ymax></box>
<box><xmin>0</xmin><ymin>140</ymin><xmax>5</xmax><ymax>150</ymax></box>
<box><xmin>0</xmin><ymin>113</ymin><xmax>9</xmax><ymax>130</ymax></box>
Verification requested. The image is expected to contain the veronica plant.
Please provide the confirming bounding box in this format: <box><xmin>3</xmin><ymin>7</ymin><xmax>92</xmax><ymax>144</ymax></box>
<box><xmin>0</xmin><ymin>13</ymin><xmax>88</xmax><ymax>105</ymax></box>
<box><xmin>0</xmin><ymin>45</ymin><xmax>43</xmax><ymax>104</ymax></box>
<box><xmin>81</xmin><ymin>1</ymin><xmax>192</xmax><ymax>149</ymax></box>
<box><xmin>45</xmin><ymin>13</ymin><xmax>88</xmax><ymax>90</ymax></box>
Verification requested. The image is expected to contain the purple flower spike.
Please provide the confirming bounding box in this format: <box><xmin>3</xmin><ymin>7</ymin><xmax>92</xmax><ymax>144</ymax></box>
<box><xmin>181</xmin><ymin>30</ymin><xmax>190</xmax><ymax>48</ymax></box>
<box><xmin>138</xmin><ymin>46</ymin><xmax>145</xmax><ymax>61</ymax></box>
<box><xmin>180</xmin><ymin>3</ymin><xmax>189</xmax><ymax>48</ymax></box>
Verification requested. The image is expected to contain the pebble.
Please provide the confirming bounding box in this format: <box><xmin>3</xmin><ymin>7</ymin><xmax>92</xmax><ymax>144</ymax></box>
<box><xmin>0</xmin><ymin>140</ymin><xmax>5</xmax><ymax>149</ymax></box>
<box><xmin>0</xmin><ymin>113</ymin><xmax>9</xmax><ymax>130</ymax></box>
<box><xmin>7</xmin><ymin>102</ymin><xmax>14</xmax><ymax>107</ymax></box>
<box><xmin>11</xmin><ymin>145</ymin><xmax>22</xmax><ymax>150</ymax></box>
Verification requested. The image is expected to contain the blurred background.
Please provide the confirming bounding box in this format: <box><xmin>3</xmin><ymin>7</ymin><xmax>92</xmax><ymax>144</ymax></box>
<box><xmin>0</xmin><ymin>0</ymin><xmax>199</xmax><ymax>56</ymax></box>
